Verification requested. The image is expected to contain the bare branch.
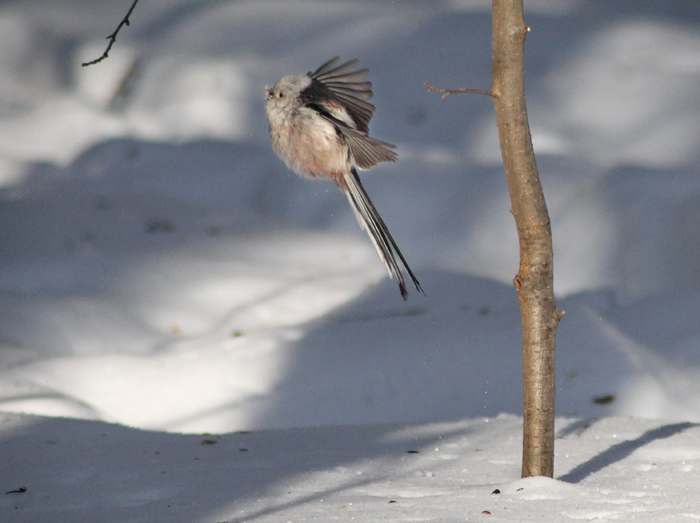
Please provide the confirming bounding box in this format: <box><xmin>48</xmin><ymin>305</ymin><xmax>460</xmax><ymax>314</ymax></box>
<box><xmin>424</xmin><ymin>82</ymin><xmax>494</xmax><ymax>99</ymax></box>
<box><xmin>82</xmin><ymin>0</ymin><xmax>141</xmax><ymax>67</ymax></box>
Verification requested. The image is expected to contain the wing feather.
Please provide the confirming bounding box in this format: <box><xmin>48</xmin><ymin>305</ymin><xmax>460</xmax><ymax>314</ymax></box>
<box><xmin>308</xmin><ymin>57</ymin><xmax>377</xmax><ymax>133</ymax></box>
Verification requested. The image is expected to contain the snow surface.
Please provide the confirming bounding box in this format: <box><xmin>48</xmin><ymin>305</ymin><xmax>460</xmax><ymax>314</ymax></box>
<box><xmin>1</xmin><ymin>0</ymin><xmax>700</xmax><ymax>521</ymax></box>
<box><xmin>3</xmin><ymin>413</ymin><xmax>700</xmax><ymax>522</ymax></box>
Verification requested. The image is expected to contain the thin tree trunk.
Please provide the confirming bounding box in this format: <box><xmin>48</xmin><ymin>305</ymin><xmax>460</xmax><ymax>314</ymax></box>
<box><xmin>491</xmin><ymin>0</ymin><xmax>563</xmax><ymax>478</ymax></box>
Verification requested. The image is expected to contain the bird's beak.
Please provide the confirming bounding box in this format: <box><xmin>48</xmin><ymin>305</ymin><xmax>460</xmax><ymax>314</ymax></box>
<box><xmin>264</xmin><ymin>85</ymin><xmax>272</xmax><ymax>100</ymax></box>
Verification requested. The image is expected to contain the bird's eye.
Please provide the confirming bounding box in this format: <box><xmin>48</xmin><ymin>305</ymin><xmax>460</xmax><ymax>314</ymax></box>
<box><xmin>277</xmin><ymin>91</ymin><xmax>284</xmax><ymax>98</ymax></box>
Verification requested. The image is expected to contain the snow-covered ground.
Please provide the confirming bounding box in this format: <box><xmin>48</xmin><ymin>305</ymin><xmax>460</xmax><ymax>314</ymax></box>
<box><xmin>4</xmin><ymin>413</ymin><xmax>700</xmax><ymax>522</ymax></box>
<box><xmin>2</xmin><ymin>0</ymin><xmax>700</xmax><ymax>521</ymax></box>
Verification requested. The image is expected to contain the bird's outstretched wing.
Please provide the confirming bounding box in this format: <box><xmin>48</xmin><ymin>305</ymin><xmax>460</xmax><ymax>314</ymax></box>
<box><xmin>304</xmin><ymin>57</ymin><xmax>397</xmax><ymax>169</ymax></box>
<box><xmin>308</xmin><ymin>57</ymin><xmax>376</xmax><ymax>133</ymax></box>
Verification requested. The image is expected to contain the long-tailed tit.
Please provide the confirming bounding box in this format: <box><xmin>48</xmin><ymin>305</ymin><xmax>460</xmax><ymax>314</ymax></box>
<box><xmin>265</xmin><ymin>56</ymin><xmax>422</xmax><ymax>300</ymax></box>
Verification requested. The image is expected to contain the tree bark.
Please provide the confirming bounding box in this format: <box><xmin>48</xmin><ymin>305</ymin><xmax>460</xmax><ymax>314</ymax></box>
<box><xmin>491</xmin><ymin>0</ymin><xmax>562</xmax><ymax>478</ymax></box>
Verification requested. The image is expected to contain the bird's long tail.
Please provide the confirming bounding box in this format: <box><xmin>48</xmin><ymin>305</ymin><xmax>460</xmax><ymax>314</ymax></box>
<box><xmin>342</xmin><ymin>168</ymin><xmax>423</xmax><ymax>300</ymax></box>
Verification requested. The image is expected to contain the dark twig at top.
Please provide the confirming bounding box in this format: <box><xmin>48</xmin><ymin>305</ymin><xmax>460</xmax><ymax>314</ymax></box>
<box><xmin>82</xmin><ymin>0</ymin><xmax>141</xmax><ymax>67</ymax></box>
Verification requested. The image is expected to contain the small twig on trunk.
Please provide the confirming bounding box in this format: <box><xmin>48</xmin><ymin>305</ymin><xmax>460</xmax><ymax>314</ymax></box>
<box><xmin>82</xmin><ymin>0</ymin><xmax>141</xmax><ymax>67</ymax></box>
<box><xmin>424</xmin><ymin>82</ymin><xmax>494</xmax><ymax>99</ymax></box>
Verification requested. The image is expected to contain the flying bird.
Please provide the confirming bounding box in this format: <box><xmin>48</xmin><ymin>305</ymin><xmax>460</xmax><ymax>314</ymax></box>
<box><xmin>265</xmin><ymin>57</ymin><xmax>422</xmax><ymax>300</ymax></box>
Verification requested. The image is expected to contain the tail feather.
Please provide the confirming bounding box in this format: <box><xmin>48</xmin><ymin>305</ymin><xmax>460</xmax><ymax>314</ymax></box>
<box><xmin>343</xmin><ymin>169</ymin><xmax>423</xmax><ymax>300</ymax></box>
